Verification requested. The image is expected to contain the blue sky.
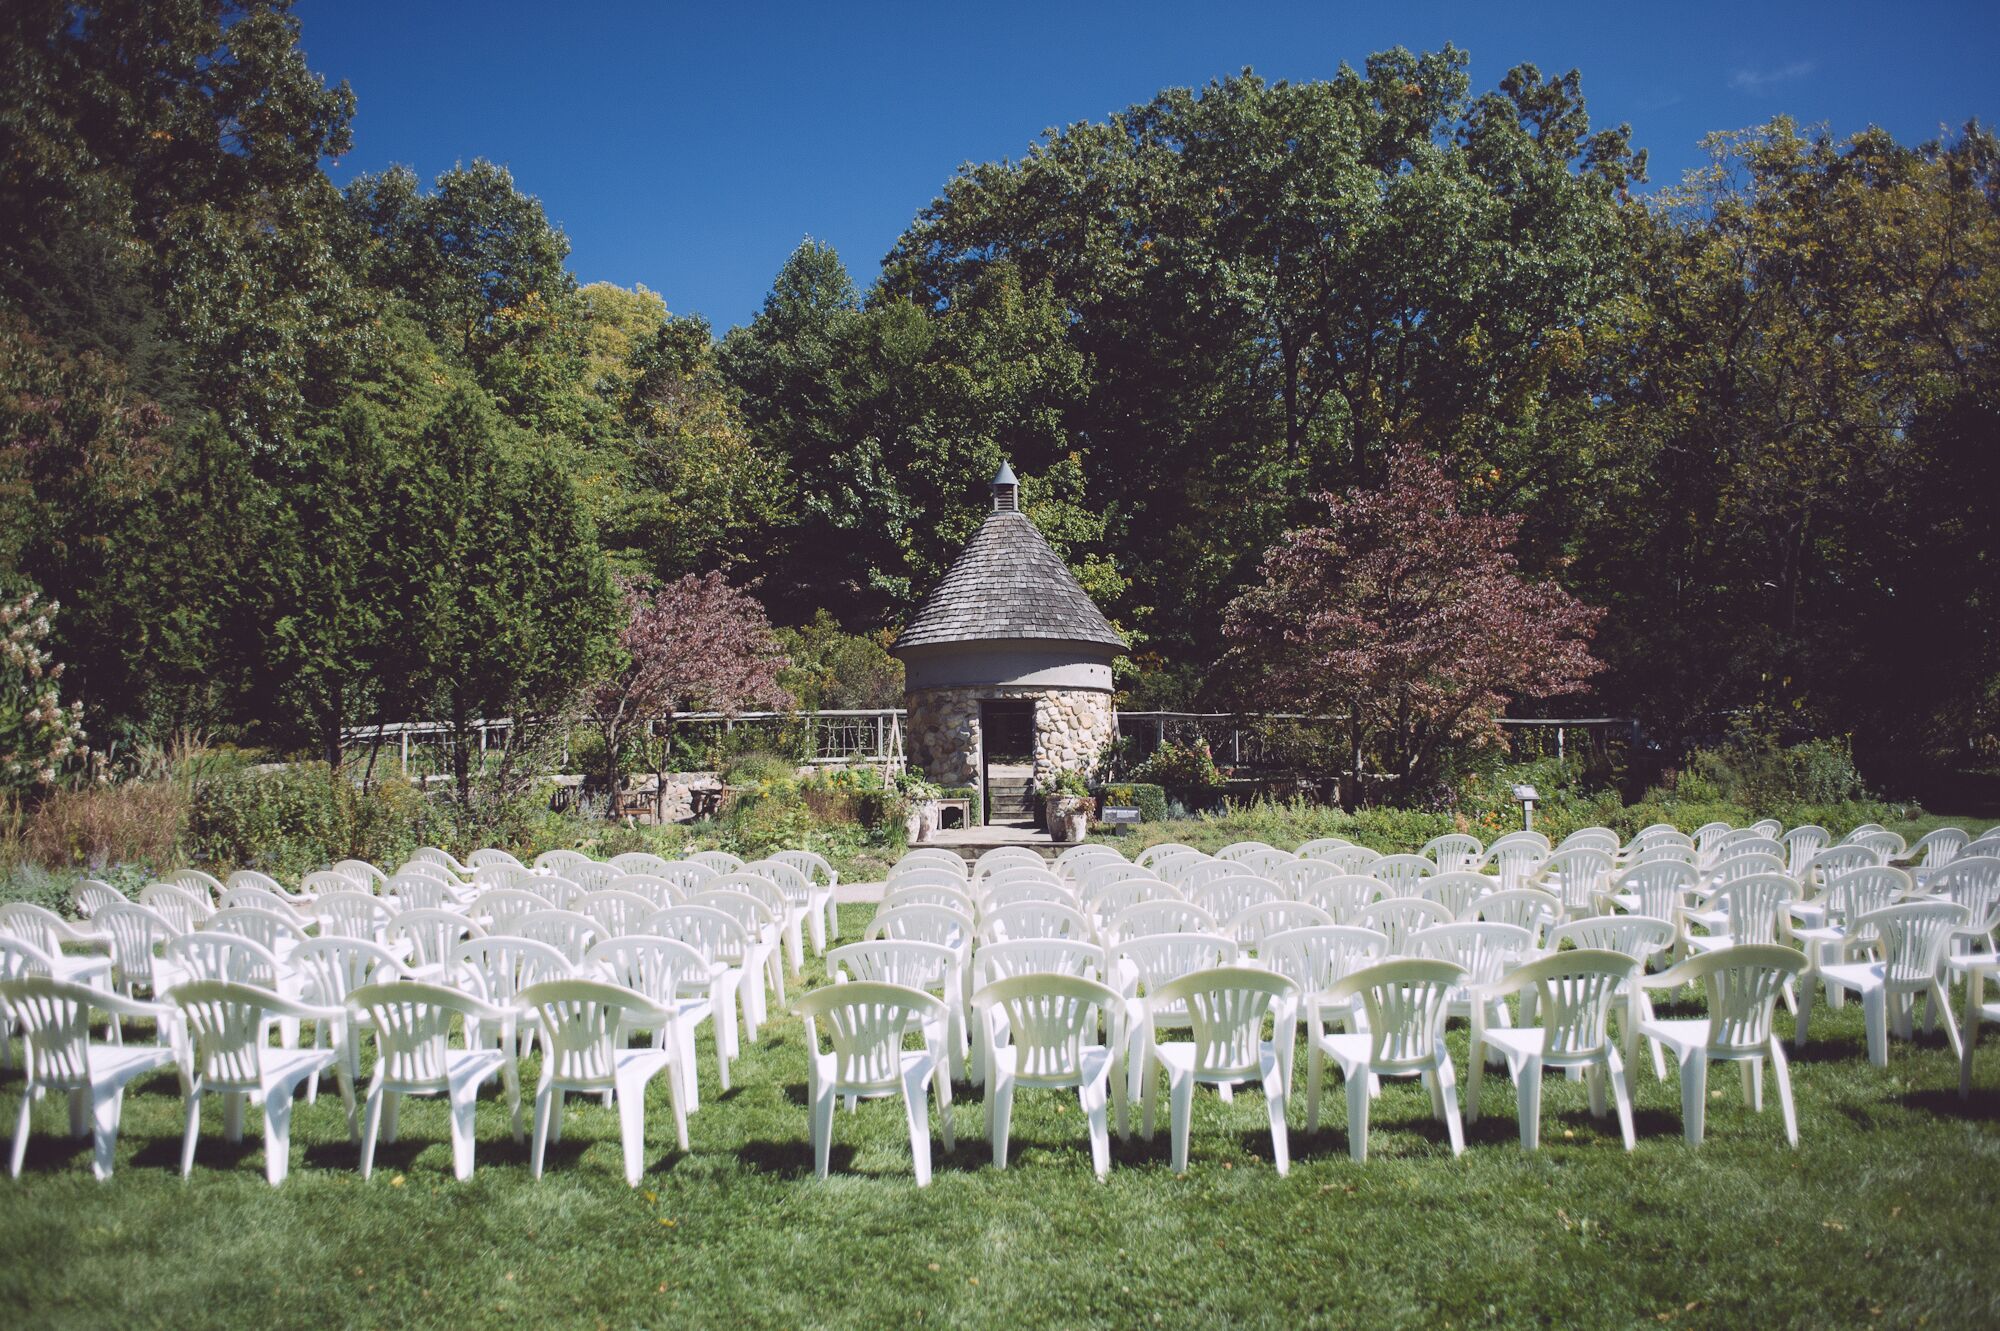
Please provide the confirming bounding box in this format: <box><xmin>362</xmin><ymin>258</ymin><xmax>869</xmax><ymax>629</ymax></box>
<box><xmin>297</xmin><ymin>1</ymin><xmax>1996</xmax><ymax>331</ymax></box>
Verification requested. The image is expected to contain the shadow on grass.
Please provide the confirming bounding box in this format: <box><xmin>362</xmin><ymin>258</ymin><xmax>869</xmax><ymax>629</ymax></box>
<box><xmin>1900</xmin><ymin>1085</ymin><xmax>2000</xmax><ymax>1122</ymax></box>
<box><xmin>732</xmin><ymin>1136</ymin><xmax>846</xmax><ymax>1178</ymax></box>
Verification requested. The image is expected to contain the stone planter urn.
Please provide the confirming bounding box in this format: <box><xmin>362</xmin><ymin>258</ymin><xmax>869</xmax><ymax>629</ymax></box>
<box><xmin>905</xmin><ymin>803</ymin><xmax>928</xmax><ymax>844</ymax></box>
<box><xmin>1044</xmin><ymin>794</ymin><xmax>1092</xmax><ymax>843</ymax></box>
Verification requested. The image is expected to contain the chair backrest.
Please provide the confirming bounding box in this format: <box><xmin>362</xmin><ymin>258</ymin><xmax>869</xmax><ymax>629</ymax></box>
<box><xmin>519</xmin><ymin>979</ymin><xmax>667</xmax><ymax>1088</ymax></box>
<box><xmin>1690</xmin><ymin>823</ymin><xmax>1733</xmax><ymax>854</ymax></box>
<box><xmin>1931</xmin><ymin>857</ymin><xmax>2000</xmax><ymax>934</ymax></box>
<box><xmin>384</xmin><ymin>873</ymin><xmax>454</xmax><ymax>912</ymax></box>
<box><xmin>1104</xmin><ymin>900</ymin><xmax>1217</xmax><ymax>948</ymax></box>
<box><xmin>739</xmin><ymin>861</ymin><xmax>815</xmax><ymax>909</ymax></box>
<box><xmin>1855</xmin><ymin>900</ymin><xmax>1970</xmax><ymax>987</ymax></box>
<box><xmin>1500</xmin><ymin>950</ymin><xmax>1636</xmax><ymax>1061</ymax></box>
<box><xmin>1469</xmin><ymin>887</ymin><xmax>1562</xmax><ymax>943</ymax></box>
<box><xmin>205</xmin><ymin>907</ymin><xmax>310</xmax><ymax>957</ymax></box>
<box><xmin>1848</xmin><ymin>830</ymin><xmax>1905</xmax><ymax>864</ymax></box>
<box><xmin>164</xmin><ymin>868</ymin><xmax>225</xmax><ymax>903</ymax></box>
<box><xmin>1310</xmin><ymin>845</ymin><xmax>1383</xmax><ymax>874</ymax></box>
<box><xmin>1276</xmin><ymin>857</ymin><xmax>1347</xmax><ymax>897</ymax></box>
<box><xmin>533</xmin><ymin>849</ymin><xmax>595</xmax><ymax>874</ymax></box>
<box><xmin>1484</xmin><ymin>841</ymin><xmax>1548</xmax><ymax>892</ymax></box>
<box><xmin>827</xmin><ymin>939</ymin><xmax>957</xmax><ymax>993</ymax></box>
<box><xmin>72</xmin><ymin>878</ymin><xmax>128</xmax><ymax>920</ymax></box>
<box><xmin>646</xmin><ymin>906</ymin><xmax>751</xmax><ymax>968</ymax></box>
<box><xmin>472</xmin><ymin>889</ymin><xmax>547</xmax><ymax>935</ymax></box>
<box><xmin>1225</xmin><ymin>900</ymin><xmax>1334</xmax><ymax>949</ymax></box>
<box><xmin>1410</xmin><ymin>922</ymin><xmax>1534</xmax><ymax>988</ymax></box>
<box><xmin>1227</xmin><ymin>848</ymin><xmax>1299</xmax><ymax>880</ymax></box>
<box><xmin>1082</xmin><ymin>879</ymin><xmax>1182</xmax><ymax>928</ymax></box>
<box><xmin>1054</xmin><ymin>846</ymin><xmax>1122</xmax><ymax>883</ymax></box>
<box><xmin>1781</xmin><ymin>826</ymin><xmax>1831</xmax><ymax>876</ymax></box>
<box><xmin>584</xmin><ymin>936</ymin><xmax>709</xmax><ymax>1007</ymax></box>
<box><xmin>608</xmin><ymin>874</ymin><xmax>680</xmax><ymax>910</ymax></box>
<box><xmin>567</xmin><ymin>862</ymin><xmax>621</xmax><ymax>894</ymax></box>
<box><xmin>386</xmin><ymin>909</ymin><xmax>484</xmax><ymax>969</ymax></box>
<box><xmin>1256</xmin><ymin>925</ymin><xmax>1390</xmax><ymax>998</ymax></box>
<box><xmin>771</xmin><ymin>849</ymin><xmax>837</xmax><ymax>887</ymax></box>
<box><xmin>578</xmin><ymin>890</ymin><xmax>661</xmax><ymax>939</ymax></box>
<box><xmin>880</xmin><ymin>883</ymin><xmax>978</xmax><ymax>917</ymax></box>
<box><xmin>316</xmin><ymin>890</ymin><xmax>395</xmax><ymax>940</ymax></box>
<box><xmin>1116</xmin><ymin>933</ymin><xmax>1239</xmax><ymax>997</ymax></box>
<box><xmin>971</xmin><ymin>938</ymin><xmax>1103</xmax><ymax>988</ymax></box>
<box><xmin>216</xmin><ymin>886</ymin><xmax>309</xmax><ymax>924</ymax></box>
<box><xmin>1819</xmin><ymin>867</ymin><xmax>1907</xmax><ymax>933</ymax></box>
<box><xmin>1489</xmin><ymin>830</ymin><xmax>1551</xmax><ymax>854</ymax></box>
<box><xmin>1632</xmin><ymin>842</ymin><xmax>1698</xmax><ymax>866</ymax></box>
<box><xmin>979</xmin><ymin>900</ymin><xmax>1092</xmax><ymax>945</ymax></box>
<box><xmin>509</xmin><ymin>909</ymin><xmax>601</xmax><ymax>965</ymax></box>
<box><xmin>1190</xmin><ymin>874</ymin><xmax>1285</xmax><ymax>922</ymax></box>
<box><xmin>1296</xmin><ymin>874</ymin><xmax>1385</xmax><ymax>925</ymax></box>
<box><xmin>1081</xmin><ymin>861</ymin><xmax>1159</xmax><ymax>895</ymax></box>
<box><xmin>1136</xmin><ymin>842</ymin><xmax>1198</xmax><ymax>869</ymax></box>
<box><xmin>1147</xmin><ymin>966</ymin><xmax>1297</xmax><ymax>1079</ymax></box>
<box><xmin>293</xmin><ymin>937</ymin><xmax>403</xmax><ymax>1007</ymax></box>
<box><xmin>1548</xmin><ymin>914</ymin><xmax>1675</xmax><ymax>966</ymax></box>
<box><xmin>1214</xmin><ymin>840</ymin><xmax>1277</xmax><ymax>863</ymax></box>
<box><xmin>1709</xmin><ymin>853</ymin><xmax>1786</xmax><ymax>888</ymax></box>
<box><xmin>983</xmin><ymin>865</ymin><xmax>1067</xmax><ymax>894</ymax></box>
<box><xmin>93</xmin><ymin>901</ymin><xmax>174</xmax><ymax>988</ymax></box>
<box><xmin>1559</xmin><ymin>828</ymin><xmax>1619</xmax><ymax>854</ymax></box>
<box><xmin>1710</xmin><ymin>873</ymin><xmax>1797</xmax><ymax>944</ymax></box>
<box><xmin>1673</xmin><ymin>945</ymin><xmax>1806</xmax><ymax>1054</ymax></box>
<box><xmin>1535</xmin><ymin>848</ymin><xmax>1613</xmax><ymax>915</ymax></box>
<box><xmin>688</xmin><ymin>851</ymin><xmax>745</xmax><ymax>875</ymax></box>
<box><xmin>863</xmin><ymin>904</ymin><xmax>970</xmax><ymax>950</ymax></box>
<box><xmin>609</xmin><ymin>851</ymin><xmax>675</xmax><ymax>877</ymax></box>
<box><xmin>162</xmin><ymin>932</ymin><xmax>283</xmax><ymax>989</ymax></box>
<box><xmin>174</xmin><ymin>980</ymin><xmax>286</xmax><ymax>1090</ymax></box>
<box><xmin>980</xmin><ymin>879</ymin><xmax>1078</xmax><ymax>913</ymax></box>
<box><xmin>1352</xmin><ymin>897</ymin><xmax>1454</xmax><ymax>953</ymax></box>
<box><xmin>1625</xmin><ymin>825</ymin><xmax>1692</xmax><ymax>855</ymax></box>
<box><xmin>1181</xmin><ymin>859</ymin><xmax>1246</xmax><ymax>894</ymax></box>
<box><xmin>301</xmin><ymin>869</ymin><xmax>359</xmax><ymax>898</ymax></box>
<box><xmin>410</xmin><ymin>846</ymin><xmax>471</xmax><ymax>875</ymax></box>
<box><xmin>394</xmin><ymin>860</ymin><xmax>459</xmax><ymax>886</ymax></box>
<box><xmin>889</xmin><ymin>850</ymin><xmax>967</xmax><ymax>883</ymax></box>
<box><xmin>451</xmin><ymin>935</ymin><xmax>570</xmax><ymax>1004</ymax></box>
<box><xmin>1617</xmin><ymin>861</ymin><xmax>1699</xmax><ymax>920</ymax></box>
<box><xmin>349</xmin><ymin>981</ymin><xmax>491</xmax><ymax>1088</ymax></box>
<box><xmin>1422</xmin><ymin>871</ymin><xmax>1490</xmax><ymax>919</ymax></box>
<box><xmin>1294</xmin><ymin>837</ymin><xmax>1352</xmax><ymax>860</ymax></box>
<box><xmin>1748</xmin><ymin>819</ymin><xmax>1782</xmax><ymax>839</ymax></box>
<box><xmin>1905</xmin><ymin>828</ymin><xmax>1966</xmax><ymax>870</ymax></box>
<box><xmin>138</xmin><ymin>882</ymin><xmax>211</xmax><ymax>933</ymax></box>
<box><xmin>333</xmin><ymin>859</ymin><xmax>388</xmax><ymax>890</ymax></box>
<box><xmin>466</xmin><ymin>848</ymin><xmax>525</xmax><ymax>869</ymax></box>
<box><xmin>1715</xmin><ymin>837</ymin><xmax>1784</xmax><ymax>864</ymax></box>
<box><xmin>972</xmin><ymin>974</ymin><xmax>1123</xmax><ymax>1081</ymax></box>
<box><xmin>974</xmin><ymin>848</ymin><xmax>1046</xmax><ymax>881</ymax></box>
<box><xmin>1421</xmin><ymin>834</ymin><xmax>1485</xmax><ymax>873</ymax></box>
<box><xmin>473</xmin><ymin>863</ymin><xmax>539</xmax><ymax>892</ymax></box>
<box><xmin>656</xmin><ymin>861</ymin><xmax>720</xmax><ymax>896</ymax></box>
<box><xmin>1150</xmin><ymin>851</ymin><xmax>1213</xmax><ymax>887</ymax></box>
<box><xmin>0</xmin><ymin>936</ymin><xmax>59</xmax><ymax>982</ymax></box>
<box><xmin>1327</xmin><ymin>959</ymin><xmax>1466</xmax><ymax>1071</ymax></box>
<box><xmin>522</xmin><ymin>875</ymin><xmax>584</xmax><ymax>911</ymax></box>
<box><xmin>0</xmin><ymin>977</ymin><xmax>102</xmax><ymax>1085</ymax></box>
<box><xmin>795</xmin><ymin>981</ymin><xmax>947</xmax><ymax>1093</ymax></box>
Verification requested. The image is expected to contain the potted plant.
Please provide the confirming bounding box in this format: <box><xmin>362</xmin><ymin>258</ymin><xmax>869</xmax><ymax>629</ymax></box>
<box><xmin>1042</xmin><ymin>768</ymin><xmax>1094</xmax><ymax>842</ymax></box>
<box><xmin>896</xmin><ymin>769</ymin><xmax>943</xmax><ymax>843</ymax></box>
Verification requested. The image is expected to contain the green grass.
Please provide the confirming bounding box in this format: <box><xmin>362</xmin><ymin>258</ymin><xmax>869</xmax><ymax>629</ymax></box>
<box><xmin>4</xmin><ymin>906</ymin><xmax>1999</xmax><ymax>1329</ymax></box>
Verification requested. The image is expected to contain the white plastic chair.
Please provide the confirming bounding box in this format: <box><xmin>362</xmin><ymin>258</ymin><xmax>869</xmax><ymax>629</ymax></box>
<box><xmin>771</xmin><ymin>848</ymin><xmax>840</xmax><ymax>947</ymax></box>
<box><xmin>1468</xmin><ymin>950</ymin><xmax>1639</xmax><ymax>1150</ymax></box>
<box><xmin>1534</xmin><ymin>848</ymin><xmax>1613</xmax><ymax>920</ymax></box>
<box><xmin>1137</xmin><ymin>966</ymin><xmax>1296</xmax><ymax>1175</ymax></box>
<box><xmin>827</xmin><ymin>939</ymin><xmax>966</xmax><ymax>1081</ymax></box>
<box><xmin>980</xmin><ymin>879</ymin><xmax>1079</xmax><ymax>914</ymax></box>
<box><xmin>1423</xmin><ymin>871</ymin><xmax>1490</xmax><ymax>920</ymax></box>
<box><xmin>1191</xmin><ymin>874</ymin><xmax>1285</xmax><ymax>922</ymax></box>
<box><xmin>1795</xmin><ymin>900</ymin><xmax>1968</xmax><ymax>1065</ymax></box>
<box><xmin>471</xmin><ymin>888</ymin><xmax>546</xmax><ymax>936</ymax></box>
<box><xmin>348</xmin><ymin>981</ymin><xmax>521</xmax><ymax>1180</ymax></box>
<box><xmin>173</xmin><ymin>980</ymin><xmax>347</xmax><ymax>1184</ymax></box>
<box><xmin>1297</xmin><ymin>874</ymin><xmax>1384</xmax><ymax>924</ymax></box>
<box><xmin>1309</xmin><ymin>958</ymin><xmax>1467</xmax><ymax>1162</ymax></box>
<box><xmin>1136</xmin><ymin>842</ymin><xmax>1200</xmax><ymax>869</ymax></box>
<box><xmin>1294</xmin><ymin>837</ymin><xmax>1353</xmax><ymax>860</ymax></box>
<box><xmin>1257</xmin><ymin>925</ymin><xmax>1390</xmax><ymax>1095</ymax></box>
<box><xmin>1547</xmin><ymin>915</ymin><xmax>1675</xmax><ymax>1078</ymax></box>
<box><xmin>292</xmin><ymin>936</ymin><xmax>401</xmax><ymax>1119</ymax></box>
<box><xmin>1370</xmin><ymin>854</ymin><xmax>1437</xmax><ymax>898</ymax></box>
<box><xmin>1638</xmin><ymin>945</ymin><xmax>1807</xmax><ymax>1147</ymax></box>
<box><xmin>2</xmin><ymin>977</ymin><xmax>179</xmax><ymax>1180</ymax></box>
<box><xmin>578</xmin><ymin>890</ymin><xmax>660</xmax><ymax>940</ymax></box>
<box><xmin>647</xmin><ymin>906</ymin><xmax>752</xmax><ymax>1056</ymax></box>
<box><xmin>466</xmin><ymin>848</ymin><xmax>524</xmax><ymax>869</ymax></box>
<box><xmin>584</xmin><ymin>936</ymin><xmax>717</xmax><ymax>1111</ymax></box>
<box><xmin>383</xmin><ymin>909</ymin><xmax>485</xmax><ymax>983</ymax></box>
<box><xmin>1953</xmin><ymin>956</ymin><xmax>2000</xmax><ymax>1099</ymax></box>
<box><xmin>973</xmin><ymin>974</ymin><xmax>1123</xmax><ymax>1178</ymax></box>
<box><xmin>509</xmin><ymin>909</ymin><xmax>602</xmax><ymax>967</ymax></box>
<box><xmin>1103</xmin><ymin>900</ymin><xmax>1217</xmax><ymax>950</ymax></box>
<box><xmin>796</xmin><ymin>981</ymin><xmax>954</xmax><ymax>1186</ymax></box>
<box><xmin>1225</xmin><ymin>900</ymin><xmax>1334</xmax><ymax>950</ymax></box>
<box><xmin>520</xmin><ymin>979</ymin><xmax>688</xmax><ymax>1186</ymax></box>
<box><xmin>1082</xmin><ymin>861</ymin><xmax>1161</xmax><ymax>896</ymax></box>
<box><xmin>1313</xmin><ymin>845</ymin><xmax>1383</xmax><ymax>875</ymax></box>
<box><xmin>316</xmin><ymin>891</ymin><xmax>396</xmax><ymax>942</ymax></box>
<box><xmin>1422</xmin><ymin>834</ymin><xmax>1485</xmax><ymax>874</ymax></box>
<box><xmin>1353</xmin><ymin>897</ymin><xmax>1453</xmax><ymax>953</ymax></box>
<box><xmin>979</xmin><ymin>900</ymin><xmax>1092</xmax><ymax>944</ymax></box>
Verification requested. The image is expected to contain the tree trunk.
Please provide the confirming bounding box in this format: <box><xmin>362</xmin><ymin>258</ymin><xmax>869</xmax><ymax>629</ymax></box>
<box><xmin>451</xmin><ymin>694</ymin><xmax>471</xmax><ymax>806</ymax></box>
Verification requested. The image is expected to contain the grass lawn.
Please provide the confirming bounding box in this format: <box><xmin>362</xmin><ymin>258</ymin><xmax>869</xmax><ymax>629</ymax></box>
<box><xmin>4</xmin><ymin>904</ymin><xmax>1999</xmax><ymax>1329</ymax></box>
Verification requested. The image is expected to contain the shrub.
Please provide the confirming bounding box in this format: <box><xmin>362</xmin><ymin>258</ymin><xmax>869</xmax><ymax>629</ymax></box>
<box><xmin>723</xmin><ymin>750</ymin><xmax>799</xmax><ymax>786</ymax></box>
<box><xmin>23</xmin><ymin>780</ymin><xmax>188</xmax><ymax>871</ymax></box>
<box><xmin>1133</xmin><ymin>739</ymin><xmax>1222</xmax><ymax>788</ymax></box>
<box><xmin>1100</xmin><ymin>782</ymin><xmax>1167</xmax><ymax>822</ymax></box>
<box><xmin>1665</xmin><ymin>729</ymin><xmax>1868</xmax><ymax>808</ymax></box>
<box><xmin>186</xmin><ymin>764</ymin><xmax>433</xmax><ymax>879</ymax></box>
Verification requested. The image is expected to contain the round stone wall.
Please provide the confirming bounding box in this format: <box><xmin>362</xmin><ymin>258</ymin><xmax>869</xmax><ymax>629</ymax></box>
<box><xmin>905</xmin><ymin>685</ymin><xmax>1115</xmax><ymax>791</ymax></box>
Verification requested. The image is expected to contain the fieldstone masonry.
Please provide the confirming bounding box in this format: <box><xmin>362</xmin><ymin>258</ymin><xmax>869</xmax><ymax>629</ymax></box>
<box><xmin>906</xmin><ymin>685</ymin><xmax>1115</xmax><ymax>790</ymax></box>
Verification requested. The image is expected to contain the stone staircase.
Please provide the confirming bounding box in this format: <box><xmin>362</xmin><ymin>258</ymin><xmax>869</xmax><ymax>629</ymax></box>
<box><xmin>985</xmin><ymin>775</ymin><xmax>1037</xmax><ymax>824</ymax></box>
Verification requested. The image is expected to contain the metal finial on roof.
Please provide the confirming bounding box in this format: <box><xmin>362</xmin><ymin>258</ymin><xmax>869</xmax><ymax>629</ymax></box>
<box><xmin>991</xmin><ymin>460</ymin><xmax>1019</xmax><ymax>512</ymax></box>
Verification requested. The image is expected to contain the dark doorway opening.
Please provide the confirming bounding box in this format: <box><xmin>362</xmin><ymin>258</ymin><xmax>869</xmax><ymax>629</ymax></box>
<box><xmin>980</xmin><ymin>699</ymin><xmax>1035</xmax><ymax>825</ymax></box>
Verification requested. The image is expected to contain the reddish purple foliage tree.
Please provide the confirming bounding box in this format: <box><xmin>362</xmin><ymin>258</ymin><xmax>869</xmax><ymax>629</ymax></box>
<box><xmin>1222</xmin><ymin>446</ymin><xmax>1604</xmax><ymax>800</ymax></box>
<box><xmin>586</xmin><ymin>573</ymin><xmax>792</xmax><ymax>793</ymax></box>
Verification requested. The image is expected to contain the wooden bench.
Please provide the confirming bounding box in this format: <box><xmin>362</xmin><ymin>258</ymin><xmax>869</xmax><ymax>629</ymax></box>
<box><xmin>932</xmin><ymin>797</ymin><xmax>972</xmax><ymax>830</ymax></box>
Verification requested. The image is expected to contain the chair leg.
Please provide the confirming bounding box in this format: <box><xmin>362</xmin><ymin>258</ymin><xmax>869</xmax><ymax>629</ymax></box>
<box><xmin>1345</xmin><ymin>1068</ymin><xmax>1371</xmax><ymax>1163</ymax></box>
<box><xmin>1678</xmin><ymin>1051</ymin><xmax>1709</xmax><ymax>1146</ymax></box>
<box><xmin>1466</xmin><ymin>1032</ymin><xmax>1485</xmax><ymax>1126</ymax></box>
<box><xmin>1794</xmin><ymin>971</ymin><xmax>1817</xmax><ymax>1050</ymax></box>
<box><xmin>1932</xmin><ymin>983</ymin><xmax>1963</xmax><ymax>1063</ymax></box>
<box><xmin>990</xmin><ymin>1076</ymin><xmax>1015</xmax><ymax>1169</ymax></box>
<box><xmin>1960</xmin><ymin>1002</ymin><xmax>1980</xmax><ymax>1101</ymax></box>
<box><xmin>1743</xmin><ymin>1057</ymin><xmax>1763</xmax><ymax>1113</ymax></box>
<box><xmin>614</xmin><ymin>1082</ymin><xmax>649</xmax><ymax>1187</ymax></box>
<box><xmin>1261</xmin><ymin>1059</ymin><xmax>1289</xmax><ymax>1178</ymax></box>
<box><xmin>1306</xmin><ymin>1039</ymin><xmax>1324</xmax><ymax>1133</ymax></box>
<box><xmin>1863</xmin><ymin>987</ymin><xmax>1889</xmax><ymax>1067</ymax></box>
<box><xmin>1606</xmin><ymin>1049</ymin><xmax>1636</xmax><ymax>1150</ymax></box>
<box><xmin>932</xmin><ymin>1056</ymin><xmax>954</xmax><ymax>1153</ymax></box>
<box><xmin>1082</xmin><ymin>1077</ymin><xmax>1111</xmax><ymax>1181</ymax></box>
<box><xmin>1168</xmin><ymin>1067</ymin><xmax>1194</xmax><ymax>1174</ymax></box>
<box><xmin>808</xmin><ymin>1071</ymin><xmax>835</xmax><ymax>1180</ymax></box>
<box><xmin>1517</xmin><ymin>1055</ymin><xmax>1543</xmax><ymax>1151</ymax></box>
<box><xmin>900</xmin><ymin>1064</ymin><xmax>934</xmax><ymax>1187</ymax></box>
<box><xmin>360</xmin><ymin>1085</ymin><xmax>385</xmax><ymax>1180</ymax></box>
<box><xmin>223</xmin><ymin>1091</ymin><xmax>243</xmax><ymax>1144</ymax></box>
<box><xmin>263</xmin><ymin>1089</ymin><xmax>294</xmax><ymax>1186</ymax></box>
<box><xmin>1434</xmin><ymin>1055</ymin><xmax>1464</xmax><ymax>1157</ymax></box>
<box><xmin>447</xmin><ymin>1083</ymin><xmax>479</xmax><ymax>1181</ymax></box>
<box><xmin>89</xmin><ymin>1085</ymin><xmax>123</xmax><ymax>1181</ymax></box>
<box><xmin>1140</xmin><ymin>1049</ymin><xmax>1161</xmax><ymax>1141</ymax></box>
<box><xmin>1769</xmin><ymin>1041</ymin><xmax>1798</xmax><ymax>1147</ymax></box>
<box><xmin>530</xmin><ymin>1087</ymin><xmax>554</xmax><ymax>1179</ymax></box>
<box><xmin>11</xmin><ymin>1087</ymin><xmax>33</xmax><ymax>1178</ymax></box>
<box><xmin>179</xmin><ymin>1090</ymin><xmax>201</xmax><ymax>1178</ymax></box>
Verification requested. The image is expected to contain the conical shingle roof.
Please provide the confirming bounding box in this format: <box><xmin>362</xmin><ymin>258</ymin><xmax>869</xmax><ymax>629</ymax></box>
<box><xmin>894</xmin><ymin>511</ymin><xmax>1126</xmax><ymax>652</ymax></box>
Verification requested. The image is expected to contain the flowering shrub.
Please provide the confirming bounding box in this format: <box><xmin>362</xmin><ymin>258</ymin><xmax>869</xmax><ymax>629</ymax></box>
<box><xmin>0</xmin><ymin>588</ymin><xmax>96</xmax><ymax>793</ymax></box>
<box><xmin>1133</xmin><ymin>739</ymin><xmax>1223</xmax><ymax>788</ymax></box>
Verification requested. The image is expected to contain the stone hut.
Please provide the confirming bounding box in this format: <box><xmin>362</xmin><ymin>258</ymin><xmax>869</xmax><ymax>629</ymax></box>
<box><xmin>894</xmin><ymin>463</ymin><xmax>1126</xmax><ymax>825</ymax></box>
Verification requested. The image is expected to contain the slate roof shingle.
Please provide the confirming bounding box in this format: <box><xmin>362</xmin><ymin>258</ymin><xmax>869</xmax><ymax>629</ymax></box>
<box><xmin>894</xmin><ymin>510</ymin><xmax>1127</xmax><ymax>652</ymax></box>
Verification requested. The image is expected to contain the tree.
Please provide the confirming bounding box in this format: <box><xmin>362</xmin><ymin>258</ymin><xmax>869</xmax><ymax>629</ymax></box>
<box><xmin>1222</xmin><ymin>446</ymin><xmax>1603</xmax><ymax>801</ymax></box>
<box><xmin>584</xmin><ymin>573</ymin><xmax>790</xmax><ymax>795</ymax></box>
<box><xmin>0</xmin><ymin>582</ymin><xmax>95</xmax><ymax>793</ymax></box>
